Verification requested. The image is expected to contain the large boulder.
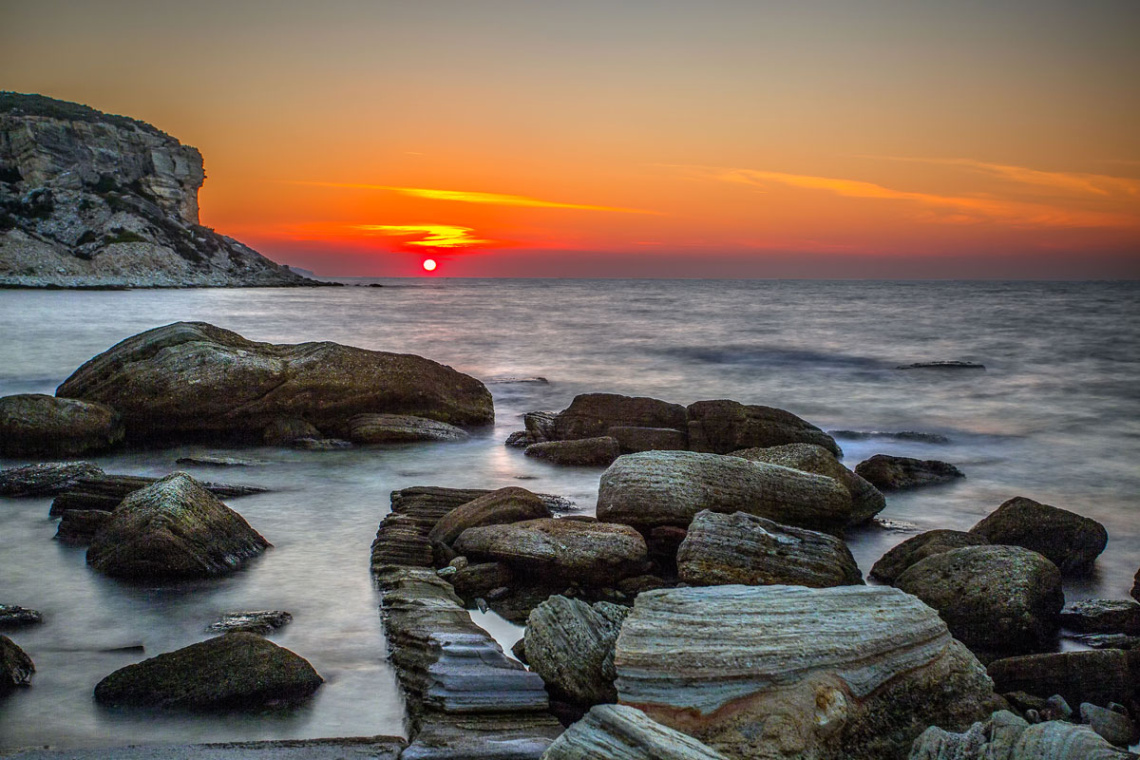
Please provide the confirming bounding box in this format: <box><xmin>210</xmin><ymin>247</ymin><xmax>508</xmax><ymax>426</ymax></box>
<box><xmin>870</xmin><ymin>530</ymin><xmax>990</xmax><ymax>584</ymax></box>
<box><xmin>614</xmin><ymin>584</ymin><xmax>998</xmax><ymax>760</ymax></box>
<box><xmin>909</xmin><ymin>711</ymin><xmax>1131</xmax><ymax>760</ymax></box>
<box><xmin>55</xmin><ymin>321</ymin><xmax>494</xmax><ymax>442</ymax></box>
<box><xmin>596</xmin><ymin>451</ymin><xmax>853</xmax><ymax>533</ymax></box>
<box><xmin>0</xmin><ymin>461</ymin><xmax>104</xmax><ymax>497</ymax></box>
<box><xmin>453</xmin><ymin>518</ymin><xmax>648</xmax><ymax>586</ymax></box>
<box><xmin>731</xmin><ymin>443</ymin><xmax>884</xmax><ymax>523</ymax></box>
<box><xmin>968</xmin><ymin>496</ymin><xmax>1108</xmax><ymax>574</ymax></box>
<box><xmin>986</xmin><ymin>649</ymin><xmax>1140</xmax><ymax>709</ymax></box>
<box><xmin>543</xmin><ymin>704</ymin><xmax>729</xmax><ymax>760</ymax></box>
<box><xmin>0</xmin><ymin>394</ymin><xmax>123</xmax><ymax>456</ymax></box>
<box><xmin>854</xmin><ymin>454</ymin><xmax>964</xmax><ymax>490</ymax></box>
<box><xmin>347</xmin><ymin>413</ymin><xmax>469</xmax><ymax>444</ymax></box>
<box><xmin>677</xmin><ymin>510</ymin><xmax>862</xmax><ymax>588</ymax></box>
<box><xmin>525</xmin><ymin>437</ymin><xmax>621</xmax><ymax>467</ymax></box>
<box><xmin>686</xmin><ymin>400</ymin><xmax>840</xmax><ymax>457</ymax></box>
<box><xmin>524</xmin><ymin>596</ymin><xmax>630</xmax><ymax>706</ymax></box>
<box><xmin>1</xmin><ymin>635</ymin><xmax>34</xmax><ymax>691</ymax></box>
<box><xmin>894</xmin><ymin>546</ymin><xmax>1064</xmax><ymax>659</ymax></box>
<box><xmin>428</xmin><ymin>487</ymin><xmax>552</xmax><ymax>547</ymax></box>
<box><xmin>93</xmin><ymin>632</ymin><xmax>322</xmax><ymax>709</ymax></box>
<box><xmin>551</xmin><ymin>394</ymin><xmax>687</xmax><ymax>441</ymax></box>
<box><xmin>86</xmin><ymin>472</ymin><xmax>269</xmax><ymax>579</ymax></box>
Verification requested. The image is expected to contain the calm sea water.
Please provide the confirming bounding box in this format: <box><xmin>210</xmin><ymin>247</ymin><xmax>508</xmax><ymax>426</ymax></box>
<box><xmin>1</xmin><ymin>279</ymin><xmax>1138</xmax><ymax>750</ymax></box>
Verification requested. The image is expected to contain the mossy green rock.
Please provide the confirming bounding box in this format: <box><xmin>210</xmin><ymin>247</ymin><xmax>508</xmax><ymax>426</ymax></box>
<box><xmin>93</xmin><ymin>632</ymin><xmax>322</xmax><ymax>709</ymax></box>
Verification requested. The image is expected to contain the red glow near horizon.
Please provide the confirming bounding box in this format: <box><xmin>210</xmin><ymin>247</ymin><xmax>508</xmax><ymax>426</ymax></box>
<box><xmin>422</xmin><ymin>258</ymin><xmax>437</xmax><ymax>272</ymax></box>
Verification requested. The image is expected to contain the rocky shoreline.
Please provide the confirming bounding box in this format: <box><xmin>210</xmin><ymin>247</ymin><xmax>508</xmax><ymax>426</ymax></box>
<box><xmin>2</xmin><ymin>323</ymin><xmax>1138</xmax><ymax>759</ymax></box>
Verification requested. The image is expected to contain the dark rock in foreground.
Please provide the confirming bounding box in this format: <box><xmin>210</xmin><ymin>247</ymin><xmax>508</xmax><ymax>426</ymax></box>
<box><xmin>86</xmin><ymin>472</ymin><xmax>269</xmax><ymax>579</ymax></box>
<box><xmin>0</xmin><ymin>394</ymin><xmax>123</xmax><ymax>456</ymax></box>
<box><xmin>968</xmin><ymin>496</ymin><xmax>1108</xmax><ymax>574</ymax></box>
<box><xmin>0</xmin><ymin>461</ymin><xmax>104</xmax><ymax>497</ymax></box>
<box><xmin>55</xmin><ymin>321</ymin><xmax>494</xmax><ymax>443</ymax></box>
<box><xmin>894</xmin><ymin>545</ymin><xmax>1064</xmax><ymax>659</ymax></box>
<box><xmin>1</xmin><ymin>635</ymin><xmax>35</xmax><ymax>691</ymax></box>
<box><xmin>543</xmin><ymin>704</ymin><xmax>729</xmax><ymax>760</ymax></box>
<box><xmin>686</xmin><ymin>399</ymin><xmax>841</xmax><ymax>456</ymax></box>
<box><xmin>986</xmin><ymin>649</ymin><xmax>1140</xmax><ymax>712</ymax></box>
<box><xmin>207</xmin><ymin>610</ymin><xmax>293</xmax><ymax>635</ymax></box>
<box><xmin>524</xmin><ymin>596</ymin><xmax>629</xmax><ymax>706</ymax></box>
<box><xmin>93</xmin><ymin>632</ymin><xmax>322</xmax><ymax>709</ymax></box>
<box><xmin>855</xmin><ymin>454</ymin><xmax>964</xmax><ymax>490</ymax></box>
<box><xmin>524</xmin><ymin>436</ymin><xmax>621</xmax><ymax>467</ymax></box>
<box><xmin>870</xmin><ymin>530</ymin><xmax>989</xmax><ymax>584</ymax></box>
<box><xmin>0</xmin><ymin>604</ymin><xmax>43</xmax><ymax>628</ymax></box>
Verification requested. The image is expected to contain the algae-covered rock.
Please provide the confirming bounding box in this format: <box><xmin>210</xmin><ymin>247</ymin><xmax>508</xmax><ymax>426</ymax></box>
<box><xmin>347</xmin><ymin>413</ymin><xmax>470</xmax><ymax>444</ymax></box>
<box><xmin>551</xmin><ymin>394</ymin><xmax>687</xmax><ymax>441</ymax></box>
<box><xmin>0</xmin><ymin>461</ymin><xmax>105</xmax><ymax>497</ymax></box>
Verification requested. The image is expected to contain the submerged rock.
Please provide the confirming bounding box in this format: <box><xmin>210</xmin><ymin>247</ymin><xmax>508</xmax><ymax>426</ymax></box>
<box><xmin>93</xmin><ymin>632</ymin><xmax>322</xmax><ymax>709</ymax></box>
<box><xmin>1061</xmin><ymin>599</ymin><xmax>1140</xmax><ymax>635</ymax></box>
<box><xmin>0</xmin><ymin>461</ymin><xmax>104</xmax><ymax>497</ymax></box>
<box><xmin>552</xmin><ymin>393</ymin><xmax>687</xmax><ymax>441</ymax></box>
<box><xmin>428</xmin><ymin>487</ymin><xmax>552</xmax><ymax>547</ymax></box>
<box><xmin>968</xmin><ymin>496</ymin><xmax>1108</xmax><ymax>574</ymax></box>
<box><xmin>986</xmin><ymin>649</ymin><xmax>1140</xmax><ymax>710</ymax></box>
<box><xmin>894</xmin><ymin>545</ymin><xmax>1064</xmax><ymax>659</ymax></box>
<box><xmin>543</xmin><ymin>704</ymin><xmax>729</xmax><ymax>760</ymax></box>
<box><xmin>55</xmin><ymin>321</ymin><xmax>494</xmax><ymax>443</ymax></box>
<box><xmin>347</xmin><ymin>413</ymin><xmax>470</xmax><ymax>444</ymax></box>
<box><xmin>870</xmin><ymin>530</ymin><xmax>990</xmax><ymax>584</ymax></box>
<box><xmin>207</xmin><ymin>610</ymin><xmax>293</xmax><ymax>635</ymax></box>
<box><xmin>525</xmin><ymin>437</ymin><xmax>621</xmax><ymax>467</ymax></box>
<box><xmin>597</xmin><ymin>450</ymin><xmax>853</xmax><ymax>533</ymax></box>
<box><xmin>86</xmin><ymin>472</ymin><xmax>269</xmax><ymax>579</ymax></box>
<box><xmin>686</xmin><ymin>399</ymin><xmax>841</xmax><ymax>457</ymax></box>
<box><xmin>855</xmin><ymin>454</ymin><xmax>964</xmax><ymax>490</ymax></box>
<box><xmin>524</xmin><ymin>596</ymin><xmax>630</xmax><ymax>706</ymax></box>
<box><xmin>174</xmin><ymin>455</ymin><xmax>268</xmax><ymax>467</ymax></box>
<box><xmin>1</xmin><ymin>635</ymin><xmax>35</xmax><ymax>691</ymax></box>
<box><xmin>0</xmin><ymin>605</ymin><xmax>43</xmax><ymax>628</ymax></box>
<box><xmin>614</xmin><ymin>584</ymin><xmax>997</xmax><ymax>760</ymax></box>
<box><xmin>677</xmin><ymin>510</ymin><xmax>862</xmax><ymax>588</ymax></box>
<box><xmin>0</xmin><ymin>393</ymin><xmax>123</xmax><ymax>457</ymax></box>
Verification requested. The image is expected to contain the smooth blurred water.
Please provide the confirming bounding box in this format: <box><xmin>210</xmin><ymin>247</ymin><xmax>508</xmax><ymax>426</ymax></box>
<box><xmin>1</xmin><ymin>279</ymin><xmax>1138</xmax><ymax>749</ymax></box>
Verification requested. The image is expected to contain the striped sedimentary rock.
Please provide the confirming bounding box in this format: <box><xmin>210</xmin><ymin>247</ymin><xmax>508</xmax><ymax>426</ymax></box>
<box><xmin>524</xmin><ymin>596</ymin><xmax>630</xmax><ymax>705</ymax></box>
<box><xmin>597</xmin><ymin>451</ymin><xmax>852</xmax><ymax>534</ymax></box>
<box><xmin>614</xmin><ymin>584</ymin><xmax>997</xmax><ymax>760</ymax></box>
<box><xmin>677</xmin><ymin>510</ymin><xmax>862</xmax><ymax>588</ymax></box>
<box><xmin>543</xmin><ymin>704</ymin><xmax>729</xmax><ymax>760</ymax></box>
<box><xmin>49</xmin><ymin>473</ymin><xmax>266</xmax><ymax>516</ymax></box>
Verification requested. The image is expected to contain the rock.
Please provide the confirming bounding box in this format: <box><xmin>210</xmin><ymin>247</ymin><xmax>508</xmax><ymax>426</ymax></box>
<box><xmin>524</xmin><ymin>410</ymin><xmax>560</xmax><ymax>443</ymax></box>
<box><xmin>391</xmin><ymin>485</ymin><xmax>576</xmax><ymax>521</ymax></box>
<box><xmin>617</xmin><ymin>575</ymin><xmax>671</xmax><ymax>596</ymax></box>
<box><xmin>830</xmin><ymin>429</ymin><xmax>950</xmax><ymax>444</ymax></box>
<box><xmin>1134</xmin><ymin>568</ymin><xmax>1140</xmax><ymax>603</ymax></box>
<box><xmin>686</xmin><ymin>399</ymin><xmax>840</xmax><ymax>457</ymax></box>
<box><xmin>0</xmin><ymin>393</ymin><xmax>123</xmax><ymax>456</ymax></box>
<box><xmin>1081</xmin><ymin>703</ymin><xmax>1138</xmax><ymax>747</ymax></box>
<box><xmin>1066</xmin><ymin>633</ymin><xmax>1140</xmax><ymax>650</ymax></box>
<box><xmin>207</xmin><ymin>610</ymin><xmax>293</xmax><ymax>635</ymax></box>
<box><xmin>870</xmin><ymin>530</ymin><xmax>990</xmax><ymax>584</ymax></box>
<box><xmin>291</xmin><ymin>437</ymin><xmax>353</xmax><ymax>450</ymax></box>
<box><xmin>855</xmin><ymin>454</ymin><xmax>964</xmax><ymax>490</ymax></box>
<box><xmin>0</xmin><ymin>461</ymin><xmax>104</xmax><ymax>496</ymax></box>
<box><xmin>262</xmin><ymin>417</ymin><xmax>322</xmax><ymax>445</ymax></box>
<box><xmin>543</xmin><ymin>704</ymin><xmax>729</xmax><ymax>760</ymax></box>
<box><xmin>1045</xmin><ymin>694</ymin><xmax>1074</xmax><ymax>721</ymax></box>
<box><xmin>429</xmin><ymin>487</ymin><xmax>553</xmax><ymax>547</ymax></box>
<box><xmin>894</xmin><ymin>546</ymin><xmax>1064</xmax><ymax>658</ymax></box>
<box><xmin>897</xmin><ymin>361</ymin><xmax>985</xmax><ymax>370</ymax></box>
<box><xmin>54</xmin><ymin>508</ymin><xmax>112</xmax><ymax>544</ymax></box>
<box><xmin>56</xmin><ymin>321</ymin><xmax>495</xmax><ymax>443</ymax></box>
<box><xmin>596</xmin><ymin>451</ymin><xmax>853</xmax><ymax>533</ymax></box>
<box><xmin>1012</xmin><ymin>721</ymin><xmax>1133</xmax><ymax>759</ymax></box>
<box><xmin>1061</xmin><ymin>599</ymin><xmax>1140</xmax><ymax>635</ymax></box>
<box><xmin>987</xmin><ymin>649</ymin><xmax>1140</xmax><ymax>710</ymax></box>
<box><xmin>454</xmin><ymin>518</ymin><xmax>648</xmax><ymax>586</ymax></box>
<box><xmin>0</xmin><ymin>605</ymin><xmax>43</xmax><ymax>628</ymax></box>
<box><xmin>347</xmin><ymin>413</ymin><xmax>470</xmax><ymax>444</ymax></box>
<box><xmin>677</xmin><ymin>510</ymin><xmax>862</xmax><ymax>588</ymax></box>
<box><xmin>731</xmin><ymin>443</ymin><xmax>885</xmax><ymax>523</ymax></box>
<box><xmin>968</xmin><ymin>496</ymin><xmax>1108</xmax><ymax>574</ymax></box>
<box><xmin>608</xmin><ymin>426</ymin><xmax>689</xmax><ymax>454</ymax></box>
<box><xmin>524</xmin><ymin>596</ymin><xmax>630</xmax><ymax>706</ymax></box>
<box><xmin>908</xmin><ymin>712</ymin><xmax>1131</xmax><ymax>760</ymax></box>
<box><xmin>49</xmin><ymin>472</ymin><xmax>267</xmax><ymax>516</ymax></box>
<box><xmin>552</xmin><ymin>394</ymin><xmax>687</xmax><ymax>441</ymax></box>
<box><xmin>174</xmin><ymin>455</ymin><xmax>268</xmax><ymax>467</ymax></box>
<box><xmin>506</xmin><ymin>430</ymin><xmax>534</xmax><ymax>448</ymax></box>
<box><xmin>615</xmin><ymin>584</ymin><xmax>998</xmax><ymax>760</ymax></box>
<box><xmin>525</xmin><ymin>437</ymin><xmax>621</xmax><ymax>467</ymax></box>
<box><xmin>645</xmin><ymin>526</ymin><xmax>688</xmax><ymax>570</ymax></box>
<box><xmin>86</xmin><ymin>472</ymin><xmax>269</xmax><ymax>579</ymax></box>
<box><xmin>93</xmin><ymin>632</ymin><xmax>322</xmax><ymax>709</ymax></box>
<box><xmin>449</xmin><ymin>562</ymin><xmax>514</xmax><ymax>600</ymax></box>
<box><xmin>1</xmin><ymin>635</ymin><xmax>35</xmax><ymax>691</ymax></box>
<box><xmin>371</xmin><ymin>513</ymin><xmax>435</xmax><ymax>569</ymax></box>
<box><xmin>0</xmin><ymin>92</ymin><xmax>320</xmax><ymax>288</ymax></box>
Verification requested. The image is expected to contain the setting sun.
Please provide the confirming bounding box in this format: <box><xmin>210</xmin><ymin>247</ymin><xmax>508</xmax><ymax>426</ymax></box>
<box><xmin>422</xmin><ymin>258</ymin><xmax>437</xmax><ymax>272</ymax></box>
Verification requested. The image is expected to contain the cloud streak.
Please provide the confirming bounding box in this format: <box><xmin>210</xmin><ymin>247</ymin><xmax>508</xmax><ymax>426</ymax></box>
<box><xmin>355</xmin><ymin>224</ymin><xmax>489</xmax><ymax>248</ymax></box>
<box><xmin>859</xmin><ymin>156</ymin><xmax>1140</xmax><ymax>198</ymax></box>
<box><xmin>299</xmin><ymin>182</ymin><xmax>659</xmax><ymax>214</ymax></box>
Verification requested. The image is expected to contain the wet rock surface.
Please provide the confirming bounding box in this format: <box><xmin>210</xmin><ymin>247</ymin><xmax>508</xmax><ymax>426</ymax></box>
<box><xmin>207</xmin><ymin>610</ymin><xmax>293</xmax><ymax>635</ymax></box>
<box><xmin>987</xmin><ymin>649</ymin><xmax>1140</xmax><ymax>710</ymax></box>
<box><xmin>1</xmin><ymin>634</ymin><xmax>35</xmax><ymax>691</ymax></box>
<box><xmin>347</xmin><ymin>413</ymin><xmax>470</xmax><ymax>444</ymax></box>
<box><xmin>543</xmin><ymin>704</ymin><xmax>729</xmax><ymax>760</ymax></box>
<box><xmin>0</xmin><ymin>393</ymin><xmax>123</xmax><ymax>456</ymax></box>
<box><xmin>677</xmin><ymin>510</ymin><xmax>863</xmax><ymax>588</ymax></box>
<box><xmin>429</xmin><ymin>487</ymin><xmax>552</xmax><ymax>548</ymax></box>
<box><xmin>49</xmin><ymin>472</ymin><xmax>267</xmax><ymax>515</ymax></box>
<box><xmin>525</xmin><ymin>437</ymin><xmax>621</xmax><ymax>467</ymax></box>
<box><xmin>86</xmin><ymin>472</ymin><xmax>270</xmax><ymax>579</ymax></box>
<box><xmin>870</xmin><ymin>530</ymin><xmax>990</xmax><ymax>584</ymax></box>
<box><xmin>0</xmin><ymin>460</ymin><xmax>105</xmax><ymax>496</ymax></box>
<box><xmin>854</xmin><ymin>454</ymin><xmax>964</xmax><ymax>490</ymax></box>
<box><xmin>968</xmin><ymin>496</ymin><xmax>1108</xmax><ymax>574</ymax></box>
<box><xmin>0</xmin><ymin>604</ymin><xmax>43</xmax><ymax>628</ymax></box>
<box><xmin>524</xmin><ymin>596</ymin><xmax>630</xmax><ymax>706</ymax></box>
<box><xmin>1061</xmin><ymin>599</ymin><xmax>1140</xmax><ymax>635</ymax></box>
<box><xmin>262</xmin><ymin>417</ymin><xmax>322</xmax><ymax>446</ymax></box>
<box><xmin>93</xmin><ymin>632</ymin><xmax>323</xmax><ymax>709</ymax></box>
<box><xmin>686</xmin><ymin>399</ymin><xmax>840</xmax><ymax>456</ymax></box>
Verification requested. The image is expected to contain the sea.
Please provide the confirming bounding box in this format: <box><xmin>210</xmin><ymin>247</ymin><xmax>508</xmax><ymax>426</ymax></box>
<box><xmin>1</xmin><ymin>279</ymin><xmax>1138</xmax><ymax>751</ymax></box>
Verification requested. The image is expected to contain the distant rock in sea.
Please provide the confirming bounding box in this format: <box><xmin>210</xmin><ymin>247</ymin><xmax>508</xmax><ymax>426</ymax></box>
<box><xmin>0</xmin><ymin>92</ymin><xmax>324</xmax><ymax>288</ymax></box>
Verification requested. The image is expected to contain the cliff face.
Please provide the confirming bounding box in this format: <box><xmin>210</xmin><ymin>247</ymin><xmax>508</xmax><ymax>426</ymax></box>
<box><xmin>0</xmin><ymin>93</ymin><xmax>319</xmax><ymax>287</ymax></box>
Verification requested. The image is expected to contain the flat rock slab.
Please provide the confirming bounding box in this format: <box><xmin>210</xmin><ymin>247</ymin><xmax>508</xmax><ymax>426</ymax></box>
<box><xmin>0</xmin><ymin>461</ymin><xmax>105</xmax><ymax>496</ymax></box>
<box><xmin>986</xmin><ymin>649</ymin><xmax>1140</xmax><ymax>710</ymax></box>
<box><xmin>969</xmin><ymin>496</ymin><xmax>1108</xmax><ymax>574</ymax></box>
<box><xmin>93</xmin><ymin>632</ymin><xmax>322</xmax><ymax>709</ymax></box>
<box><xmin>596</xmin><ymin>450</ymin><xmax>852</xmax><ymax>533</ymax></box>
<box><xmin>0</xmin><ymin>393</ymin><xmax>124</xmax><ymax>457</ymax></box>
<box><xmin>175</xmin><ymin>455</ymin><xmax>269</xmax><ymax>467</ymax></box>
<box><xmin>0</xmin><ymin>737</ymin><xmax>405</xmax><ymax>760</ymax></box>
<box><xmin>543</xmin><ymin>704</ymin><xmax>729</xmax><ymax>760</ymax></box>
<box><xmin>348</xmin><ymin>413</ymin><xmax>470</xmax><ymax>444</ymax></box>
<box><xmin>897</xmin><ymin>361</ymin><xmax>985</xmax><ymax>370</ymax></box>
<box><xmin>1061</xmin><ymin>599</ymin><xmax>1140</xmax><ymax>635</ymax></box>
<box><xmin>524</xmin><ymin>437</ymin><xmax>620</xmax><ymax>467</ymax></box>
<box><xmin>854</xmin><ymin>454</ymin><xmax>964</xmax><ymax>490</ymax></box>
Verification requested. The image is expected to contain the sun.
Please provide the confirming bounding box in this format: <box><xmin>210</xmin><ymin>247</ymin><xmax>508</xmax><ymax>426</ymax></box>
<box><xmin>422</xmin><ymin>258</ymin><xmax>437</xmax><ymax>272</ymax></box>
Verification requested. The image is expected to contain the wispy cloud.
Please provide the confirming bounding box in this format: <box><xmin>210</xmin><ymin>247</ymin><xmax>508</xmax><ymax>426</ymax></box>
<box><xmin>355</xmin><ymin>224</ymin><xmax>489</xmax><ymax>248</ymax></box>
<box><xmin>298</xmin><ymin>182</ymin><xmax>660</xmax><ymax>214</ymax></box>
<box><xmin>859</xmin><ymin>156</ymin><xmax>1140</xmax><ymax>197</ymax></box>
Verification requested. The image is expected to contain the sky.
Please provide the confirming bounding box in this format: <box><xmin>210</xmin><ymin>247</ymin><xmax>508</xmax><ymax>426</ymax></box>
<box><xmin>2</xmin><ymin>0</ymin><xmax>1139</xmax><ymax>278</ymax></box>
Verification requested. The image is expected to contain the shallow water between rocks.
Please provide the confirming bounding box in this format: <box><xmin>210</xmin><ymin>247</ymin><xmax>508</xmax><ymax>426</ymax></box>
<box><xmin>1</xmin><ymin>279</ymin><xmax>1137</xmax><ymax>750</ymax></box>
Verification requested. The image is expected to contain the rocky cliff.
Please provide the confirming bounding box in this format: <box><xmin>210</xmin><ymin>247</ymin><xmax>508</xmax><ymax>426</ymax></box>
<box><xmin>0</xmin><ymin>92</ymin><xmax>319</xmax><ymax>288</ymax></box>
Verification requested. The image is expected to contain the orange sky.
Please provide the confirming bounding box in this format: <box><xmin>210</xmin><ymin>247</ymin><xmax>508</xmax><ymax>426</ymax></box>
<box><xmin>3</xmin><ymin>0</ymin><xmax>1139</xmax><ymax>277</ymax></box>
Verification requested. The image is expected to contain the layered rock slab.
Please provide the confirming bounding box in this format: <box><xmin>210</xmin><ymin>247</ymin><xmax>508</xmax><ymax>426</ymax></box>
<box><xmin>542</xmin><ymin>704</ymin><xmax>729</xmax><ymax>760</ymax></box>
<box><xmin>524</xmin><ymin>596</ymin><xmax>630</xmax><ymax>706</ymax></box>
<box><xmin>614</xmin><ymin>584</ymin><xmax>997</xmax><ymax>760</ymax></box>
<box><xmin>597</xmin><ymin>451</ymin><xmax>853</xmax><ymax>533</ymax></box>
<box><xmin>347</xmin><ymin>413</ymin><xmax>470</xmax><ymax>444</ymax></box>
<box><xmin>429</xmin><ymin>487</ymin><xmax>553</xmax><ymax>547</ymax></box>
<box><xmin>969</xmin><ymin>496</ymin><xmax>1108</xmax><ymax>574</ymax></box>
<box><xmin>0</xmin><ymin>393</ymin><xmax>123</xmax><ymax>456</ymax></box>
<box><xmin>986</xmin><ymin>649</ymin><xmax>1140</xmax><ymax>710</ymax></box>
<box><xmin>0</xmin><ymin>460</ymin><xmax>104</xmax><ymax>497</ymax></box>
<box><xmin>677</xmin><ymin>510</ymin><xmax>862</xmax><ymax>588</ymax></box>
<box><xmin>55</xmin><ymin>321</ymin><xmax>494</xmax><ymax>442</ymax></box>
